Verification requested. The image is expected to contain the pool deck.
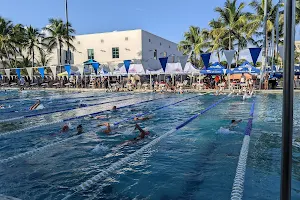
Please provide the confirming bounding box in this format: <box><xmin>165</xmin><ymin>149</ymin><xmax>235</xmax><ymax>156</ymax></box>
<box><xmin>0</xmin><ymin>86</ymin><xmax>295</xmax><ymax>94</ymax></box>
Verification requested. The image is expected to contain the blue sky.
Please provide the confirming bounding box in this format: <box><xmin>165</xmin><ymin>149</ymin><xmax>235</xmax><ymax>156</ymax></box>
<box><xmin>0</xmin><ymin>0</ymin><xmax>296</xmax><ymax>62</ymax></box>
<box><xmin>0</xmin><ymin>0</ymin><xmax>254</xmax><ymax>43</ymax></box>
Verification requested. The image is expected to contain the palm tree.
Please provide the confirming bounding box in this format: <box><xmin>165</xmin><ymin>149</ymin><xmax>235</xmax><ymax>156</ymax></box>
<box><xmin>36</xmin><ymin>49</ymin><xmax>52</xmax><ymax>66</ymax></box>
<box><xmin>23</xmin><ymin>26</ymin><xmax>43</xmax><ymax>67</ymax></box>
<box><xmin>42</xmin><ymin>18</ymin><xmax>76</xmax><ymax>66</ymax></box>
<box><xmin>0</xmin><ymin>17</ymin><xmax>15</xmax><ymax>67</ymax></box>
<box><xmin>178</xmin><ymin>26</ymin><xmax>208</xmax><ymax>67</ymax></box>
<box><xmin>248</xmin><ymin>0</ymin><xmax>283</xmax><ymax>64</ymax></box>
<box><xmin>213</xmin><ymin>0</ymin><xmax>249</xmax><ymax>50</ymax></box>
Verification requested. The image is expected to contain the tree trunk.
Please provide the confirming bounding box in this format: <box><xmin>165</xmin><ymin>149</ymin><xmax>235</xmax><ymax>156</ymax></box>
<box><xmin>236</xmin><ymin>43</ymin><xmax>240</xmax><ymax>67</ymax></box>
<box><xmin>229</xmin><ymin>30</ymin><xmax>232</xmax><ymax>50</ymax></box>
<box><xmin>32</xmin><ymin>49</ymin><xmax>34</xmax><ymax>68</ymax></box>
<box><xmin>217</xmin><ymin>50</ymin><xmax>221</xmax><ymax>63</ymax></box>
<box><xmin>4</xmin><ymin>45</ymin><xmax>12</xmax><ymax>67</ymax></box>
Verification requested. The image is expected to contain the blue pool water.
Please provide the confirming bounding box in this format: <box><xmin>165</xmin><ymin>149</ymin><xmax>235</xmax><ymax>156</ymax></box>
<box><xmin>0</xmin><ymin>89</ymin><xmax>299</xmax><ymax>200</ymax></box>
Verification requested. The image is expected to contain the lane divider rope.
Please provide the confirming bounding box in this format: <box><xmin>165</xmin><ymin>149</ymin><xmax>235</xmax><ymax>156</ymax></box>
<box><xmin>230</xmin><ymin>100</ymin><xmax>256</xmax><ymax>200</ymax></box>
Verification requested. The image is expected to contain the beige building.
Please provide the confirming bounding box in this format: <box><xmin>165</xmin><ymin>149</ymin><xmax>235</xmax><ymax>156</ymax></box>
<box><xmin>71</xmin><ymin>29</ymin><xmax>182</xmax><ymax>70</ymax></box>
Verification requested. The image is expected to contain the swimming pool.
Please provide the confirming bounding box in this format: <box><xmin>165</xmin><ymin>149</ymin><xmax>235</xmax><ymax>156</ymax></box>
<box><xmin>0</xmin><ymin>89</ymin><xmax>299</xmax><ymax>200</ymax></box>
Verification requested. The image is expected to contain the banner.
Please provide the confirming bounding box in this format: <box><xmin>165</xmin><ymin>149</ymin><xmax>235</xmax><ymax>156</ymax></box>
<box><xmin>4</xmin><ymin>69</ymin><xmax>10</xmax><ymax>77</ymax></box>
<box><xmin>50</xmin><ymin>66</ymin><xmax>57</xmax><ymax>78</ymax></box>
<box><xmin>178</xmin><ymin>55</ymin><xmax>188</xmax><ymax>70</ymax></box>
<box><xmin>249</xmin><ymin>48</ymin><xmax>262</xmax><ymax>66</ymax></box>
<box><xmin>38</xmin><ymin>67</ymin><xmax>45</xmax><ymax>78</ymax></box>
<box><xmin>78</xmin><ymin>65</ymin><xmax>84</xmax><ymax>77</ymax></box>
<box><xmin>64</xmin><ymin>64</ymin><xmax>71</xmax><ymax>77</ymax></box>
<box><xmin>201</xmin><ymin>53</ymin><xmax>211</xmax><ymax>69</ymax></box>
<box><xmin>224</xmin><ymin>50</ymin><xmax>236</xmax><ymax>67</ymax></box>
<box><xmin>92</xmin><ymin>62</ymin><xmax>100</xmax><ymax>74</ymax></box>
<box><xmin>26</xmin><ymin>68</ymin><xmax>33</xmax><ymax>80</ymax></box>
<box><xmin>159</xmin><ymin>57</ymin><xmax>168</xmax><ymax>72</ymax></box>
<box><xmin>16</xmin><ymin>68</ymin><xmax>21</xmax><ymax>79</ymax></box>
<box><xmin>124</xmin><ymin>60</ymin><xmax>131</xmax><ymax>73</ymax></box>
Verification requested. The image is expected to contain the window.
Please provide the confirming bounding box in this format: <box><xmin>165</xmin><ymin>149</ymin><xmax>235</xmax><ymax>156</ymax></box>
<box><xmin>112</xmin><ymin>47</ymin><xmax>119</xmax><ymax>59</ymax></box>
<box><xmin>101</xmin><ymin>39</ymin><xmax>104</xmax><ymax>43</ymax></box>
<box><xmin>172</xmin><ymin>55</ymin><xmax>175</xmax><ymax>63</ymax></box>
<box><xmin>87</xmin><ymin>49</ymin><xmax>94</xmax><ymax>59</ymax></box>
<box><xmin>149</xmin><ymin>39</ymin><xmax>151</xmax><ymax>42</ymax></box>
<box><xmin>169</xmin><ymin>45</ymin><xmax>171</xmax><ymax>48</ymax></box>
<box><xmin>160</xmin><ymin>42</ymin><xmax>162</xmax><ymax>46</ymax></box>
<box><xmin>163</xmin><ymin>52</ymin><xmax>167</xmax><ymax>57</ymax></box>
<box><xmin>154</xmin><ymin>49</ymin><xmax>157</xmax><ymax>60</ymax></box>
<box><xmin>125</xmin><ymin>37</ymin><xmax>128</xmax><ymax>41</ymax></box>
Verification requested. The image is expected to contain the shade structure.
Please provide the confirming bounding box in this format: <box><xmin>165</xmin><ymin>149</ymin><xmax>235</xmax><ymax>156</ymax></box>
<box><xmin>145</xmin><ymin>68</ymin><xmax>164</xmax><ymax>74</ymax></box>
<box><xmin>164</xmin><ymin>63</ymin><xmax>183</xmax><ymax>74</ymax></box>
<box><xmin>114</xmin><ymin>64</ymin><xmax>145</xmax><ymax>75</ymax></box>
<box><xmin>231</xmin><ymin>61</ymin><xmax>260</xmax><ymax>75</ymax></box>
<box><xmin>200</xmin><ymin>62</ymin><xmax>228</xmax><ymax>75</ymax></box>
<box><xmin>230</xmin><ymin>74</ymin><xmax>252</xmax><ymax>80</ymax></box>
<box><xmin>184</xmin><ymin>62</ymin><xmax>200</xmax><ymax>74</ymax></box>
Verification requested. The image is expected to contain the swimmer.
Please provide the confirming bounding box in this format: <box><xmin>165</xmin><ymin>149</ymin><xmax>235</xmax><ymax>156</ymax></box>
<box><xmin>229</xmin><ymin>119</ymin><xmax>242</xmax><ymax>130</ymax></box>
<box><xmin>98</xmin><ymin>122</ymin><xmax>111</xmax><ymax>134</ymax></box>
<box><xmin>79</xmin><ymin>103</ymin><xmax>88</xmax><ymax>108</ymax></box>
<box><xmin>134</xmin><ymin>115</ymin><xmax>152</xmax><ymax>121</ymax></box>
<box><xmin>29</xmin><ymin>99</ymin><xmax>40</xmax><ymax>110</ymax></box>
<box><xmin>0</xmin><ymin>105</ymin><xmax>4</xmax><ymax>109</ymax></box>
<box><xmin>121</xmin><ymin>124</ymin><xmax>150</xmax><ymax>146</ymax></box>
<box><xmin>112</xmin><ymin>106</ymin><xmax>117</xmax><ymax>111</ymax></box>
<box><xmin>76</xmin><ymin>125</ymin><xmax>84</xmax><ymax>135</ymax></box>
<box><xmin>87</xmin><ymin>114</ymin><xmax>109</xmax><ymax>120</ymax></box>
<box><xmin>61</xmin><ymin>123</ymin><xmax>70</xmax><ymax>133</ymax></box>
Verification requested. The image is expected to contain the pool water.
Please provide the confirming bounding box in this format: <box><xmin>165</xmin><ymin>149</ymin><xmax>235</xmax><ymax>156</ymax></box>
<box><xmin>0</xmin><ymin>89</ymin><xmax>299</xmax><ymax>200</ymax></box>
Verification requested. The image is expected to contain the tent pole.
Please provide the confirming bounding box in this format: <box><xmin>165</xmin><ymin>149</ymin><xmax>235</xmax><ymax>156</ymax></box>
<box><xmin>281</xmin><ymin>0</ymin><xmax>295</xmax><ymax>199</ymax></box>
<box><xmin>150</xmin><ymin>73</ymin><xmax>152</xmax><ymax>90</ymax></box>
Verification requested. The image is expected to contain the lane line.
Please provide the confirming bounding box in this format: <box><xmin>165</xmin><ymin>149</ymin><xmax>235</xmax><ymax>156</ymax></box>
<box><xmin>231</xmin><ymin>100</ymin><xmax>256</xmax><ymax>200</ymax></box>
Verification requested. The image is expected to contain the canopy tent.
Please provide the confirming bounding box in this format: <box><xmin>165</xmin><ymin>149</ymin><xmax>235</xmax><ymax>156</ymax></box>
<box><xmin>114</xmin><ymin>64</ymin><xmax>146</xmax><ymax>75</ymax></box>
<box><xmin>164</xmin><ymin>63</ymin><xmax>183</xmax><ymax>74</ymax></box>
<box><xmin>200</xmin><ymin>62</ymin><xmax>228</xmax><ymax>75</ymax></box>
<box><xmin>83</xmin><ymin>59</ymin><xmax>100</xmax><ymax>74</ymax></box>
<box><xmin>231</xmin><ymin>61</ymin><xmax>260</xmax><ymax>74</ymax></box>
<box><xmin>145</xmin><ymin>68</ymin><xmax>164</xmax><ymax>74</ymax></box>
<box><xmin>184</xmin><ymin>62</ymin><xmax>200</xmax><ymax>74</ymax></box>
<box><xmin>57</xmin><ymin>70</ymin><xmax>81</xmax><ymax>77</ymax></box>
<box><xmin>295</xmin><ymin>66</ymin><xmax>300</xmax><ymax>75</ymax></box>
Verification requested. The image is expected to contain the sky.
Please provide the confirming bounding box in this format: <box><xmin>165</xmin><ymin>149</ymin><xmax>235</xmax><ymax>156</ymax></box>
<box><xmin>0</xmin><ymin>0</ymin><xmax>296</xmax><ymax>62</ymax></box>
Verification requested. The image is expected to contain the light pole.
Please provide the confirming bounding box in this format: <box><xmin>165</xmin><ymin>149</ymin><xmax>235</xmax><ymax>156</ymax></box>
<box><xmin>281</xmin><ymin>0</ymin><xmax>295</xmax><ymax>200</ymax></box>
<box><xmin>65</xmin><ymin>0</ymin><xmax>70</xmax><ymax>64</ymax></box>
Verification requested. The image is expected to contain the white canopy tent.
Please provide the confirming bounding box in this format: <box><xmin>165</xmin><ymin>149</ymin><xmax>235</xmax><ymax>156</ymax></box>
<box><xmin>184</xmin><ymin>62</ymin><xmax>200</xmax><ymax>74</ymax></box>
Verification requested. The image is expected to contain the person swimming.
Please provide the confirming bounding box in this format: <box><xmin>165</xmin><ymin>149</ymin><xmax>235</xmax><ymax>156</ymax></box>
<box><xmin>229</xmin><ymin>119</ymin><xmax>242</xmax><ymax>130</ymax></box>
<box><xmin>29</xmin><ymin>99</ymin><xmax>40</xmax><ymax>110</ymax></box>
<box><xmin>134</xmin><ymin>115</ymin><xmax>152</xmax><ymax>121</ymax></box>
<box><xmin>61</xmin><ymin>123</ymin><xmax>70</xmax><ymax>133</ymax></box>
<box><xmin>97</xmin><ymin>122</ymin><xmax>112</xmax><ymax>134</ymax></box>
<box><xmin>76</xmin><ymin>125</ymin><xmax>84</xmax><ymax>135</ymax></box>
<box><xmin>112</xmin><ymin>106</ymin><xmax>117</xmax><ymax>111</ymax></box>
<box><xmin>0</xmin><ymin>105</ymin><xmax>4</xmax><ymax>109</ymax></box>
<box><xmin>120</xmin><ymin>124</ymin><xmax>150</xmax><ymax>146</ymax></box>
<box><xmin>87</xmin><ymin>114</ymin><xmax>109</xmax><ymax>120</ymax></box>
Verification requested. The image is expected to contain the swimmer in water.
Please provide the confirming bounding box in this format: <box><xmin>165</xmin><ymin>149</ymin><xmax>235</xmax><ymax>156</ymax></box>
<box><xmin>29</xmin><ymin>99</ymin><xmax>40</xmax><ymax>110</ymax></box>
<box><xmin>112</xmin><ymin>106</ymin><xmax>117</xmax><ymax>111</ymax></box>
<box><xmin>97</xmin><ymin>122</ymin><xmax>112</xmax><ymax>134</ymax></box>
<box><xmin>134</xmin><ymin>115</ymin><xmax>152</xmax><ymax>121</ymax></box>
<box><xmin>120</xmin><ymin>124</ymin><xmax>150</xmax><ymax>146</ymax></box>
<box><xmin>76</xmin><ymin>125</ymin><xmax>84</xmax><ymax>135</ymax></box>
<box><xmin>61</xmin><ymin>124</ymin><xmax>70</xmax><ymax>133</ymax></box>
<box><xmin>229</xmin><ymin>119</ymin><xmax>242</xmax><ymax>130</ymax></box>
<box><xmin>87</xmin><ymin>114</ymin><xmax>109</xmax><ymax>120</ymax></box>
<box><xmin>0</xmin><ymin>105</ymin><xmax>4</xmax><ymax>109</ymax></box>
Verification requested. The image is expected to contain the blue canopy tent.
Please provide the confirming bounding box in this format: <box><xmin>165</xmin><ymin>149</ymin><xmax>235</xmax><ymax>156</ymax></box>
<box><xmin>83</xmin><ymin>59</ymin><xmax>100</xmax><ymax>75</ymax></box>
<box><xmin>200</xmin><ymin>62</ymin><xmax>229</xmax><ymax>75</ymax></box>
<box><xmin>295</xmin><ymin>66</ymin><xmax>300</xmax><ymax>75</ymax></box>
<box><xmin>232</xmin><ymin>61</ymin><xmax>260</xmax><ymax>74</ymax></box>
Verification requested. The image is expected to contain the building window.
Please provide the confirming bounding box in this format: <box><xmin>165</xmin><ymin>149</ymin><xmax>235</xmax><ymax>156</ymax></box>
<box><xmin>172</xmin><ymin>55</ymin><xmax>175</xmax><ymax>63</ymax></box>
<box><xmin>149</xmin><ymin>39</ymin><xmax>151</xmax><ymax>42</ymax></box>
<box><xmin>169</xmin><ymin>45</ymin><xmax>171</xmax><ymax>48</ymax></box>
<box><xmin>160</xmin><ymin>42</ymin><xmax>162</xmax><ymax>46</ymax></box>
<box><xmin>87</xmin><ymin>49</ymin><xmax>94</xmax><ymax>59</ymax></box>
<box><xmin>154</xmin><ymin>49</ymin><xmax>157</xmax><ymax>60</ymax></box>
<box><xmin>163</xmin><ymin>52</ymin><xmax>167</xmax><ymax>57</ymax></box>
<box><xmin>125</xmin><ymin>37</ymin><xmax>128</xmax><ymax>41</ymax></box>
<box><xmin>101</xmin><ymin>39</ymin><xmax>104</xmax><ymax>43</ymax></box>
<box><xmin>112</xmin><ymin>47</ymin><xmax>119</xmax><ymax>59</ymax></box>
